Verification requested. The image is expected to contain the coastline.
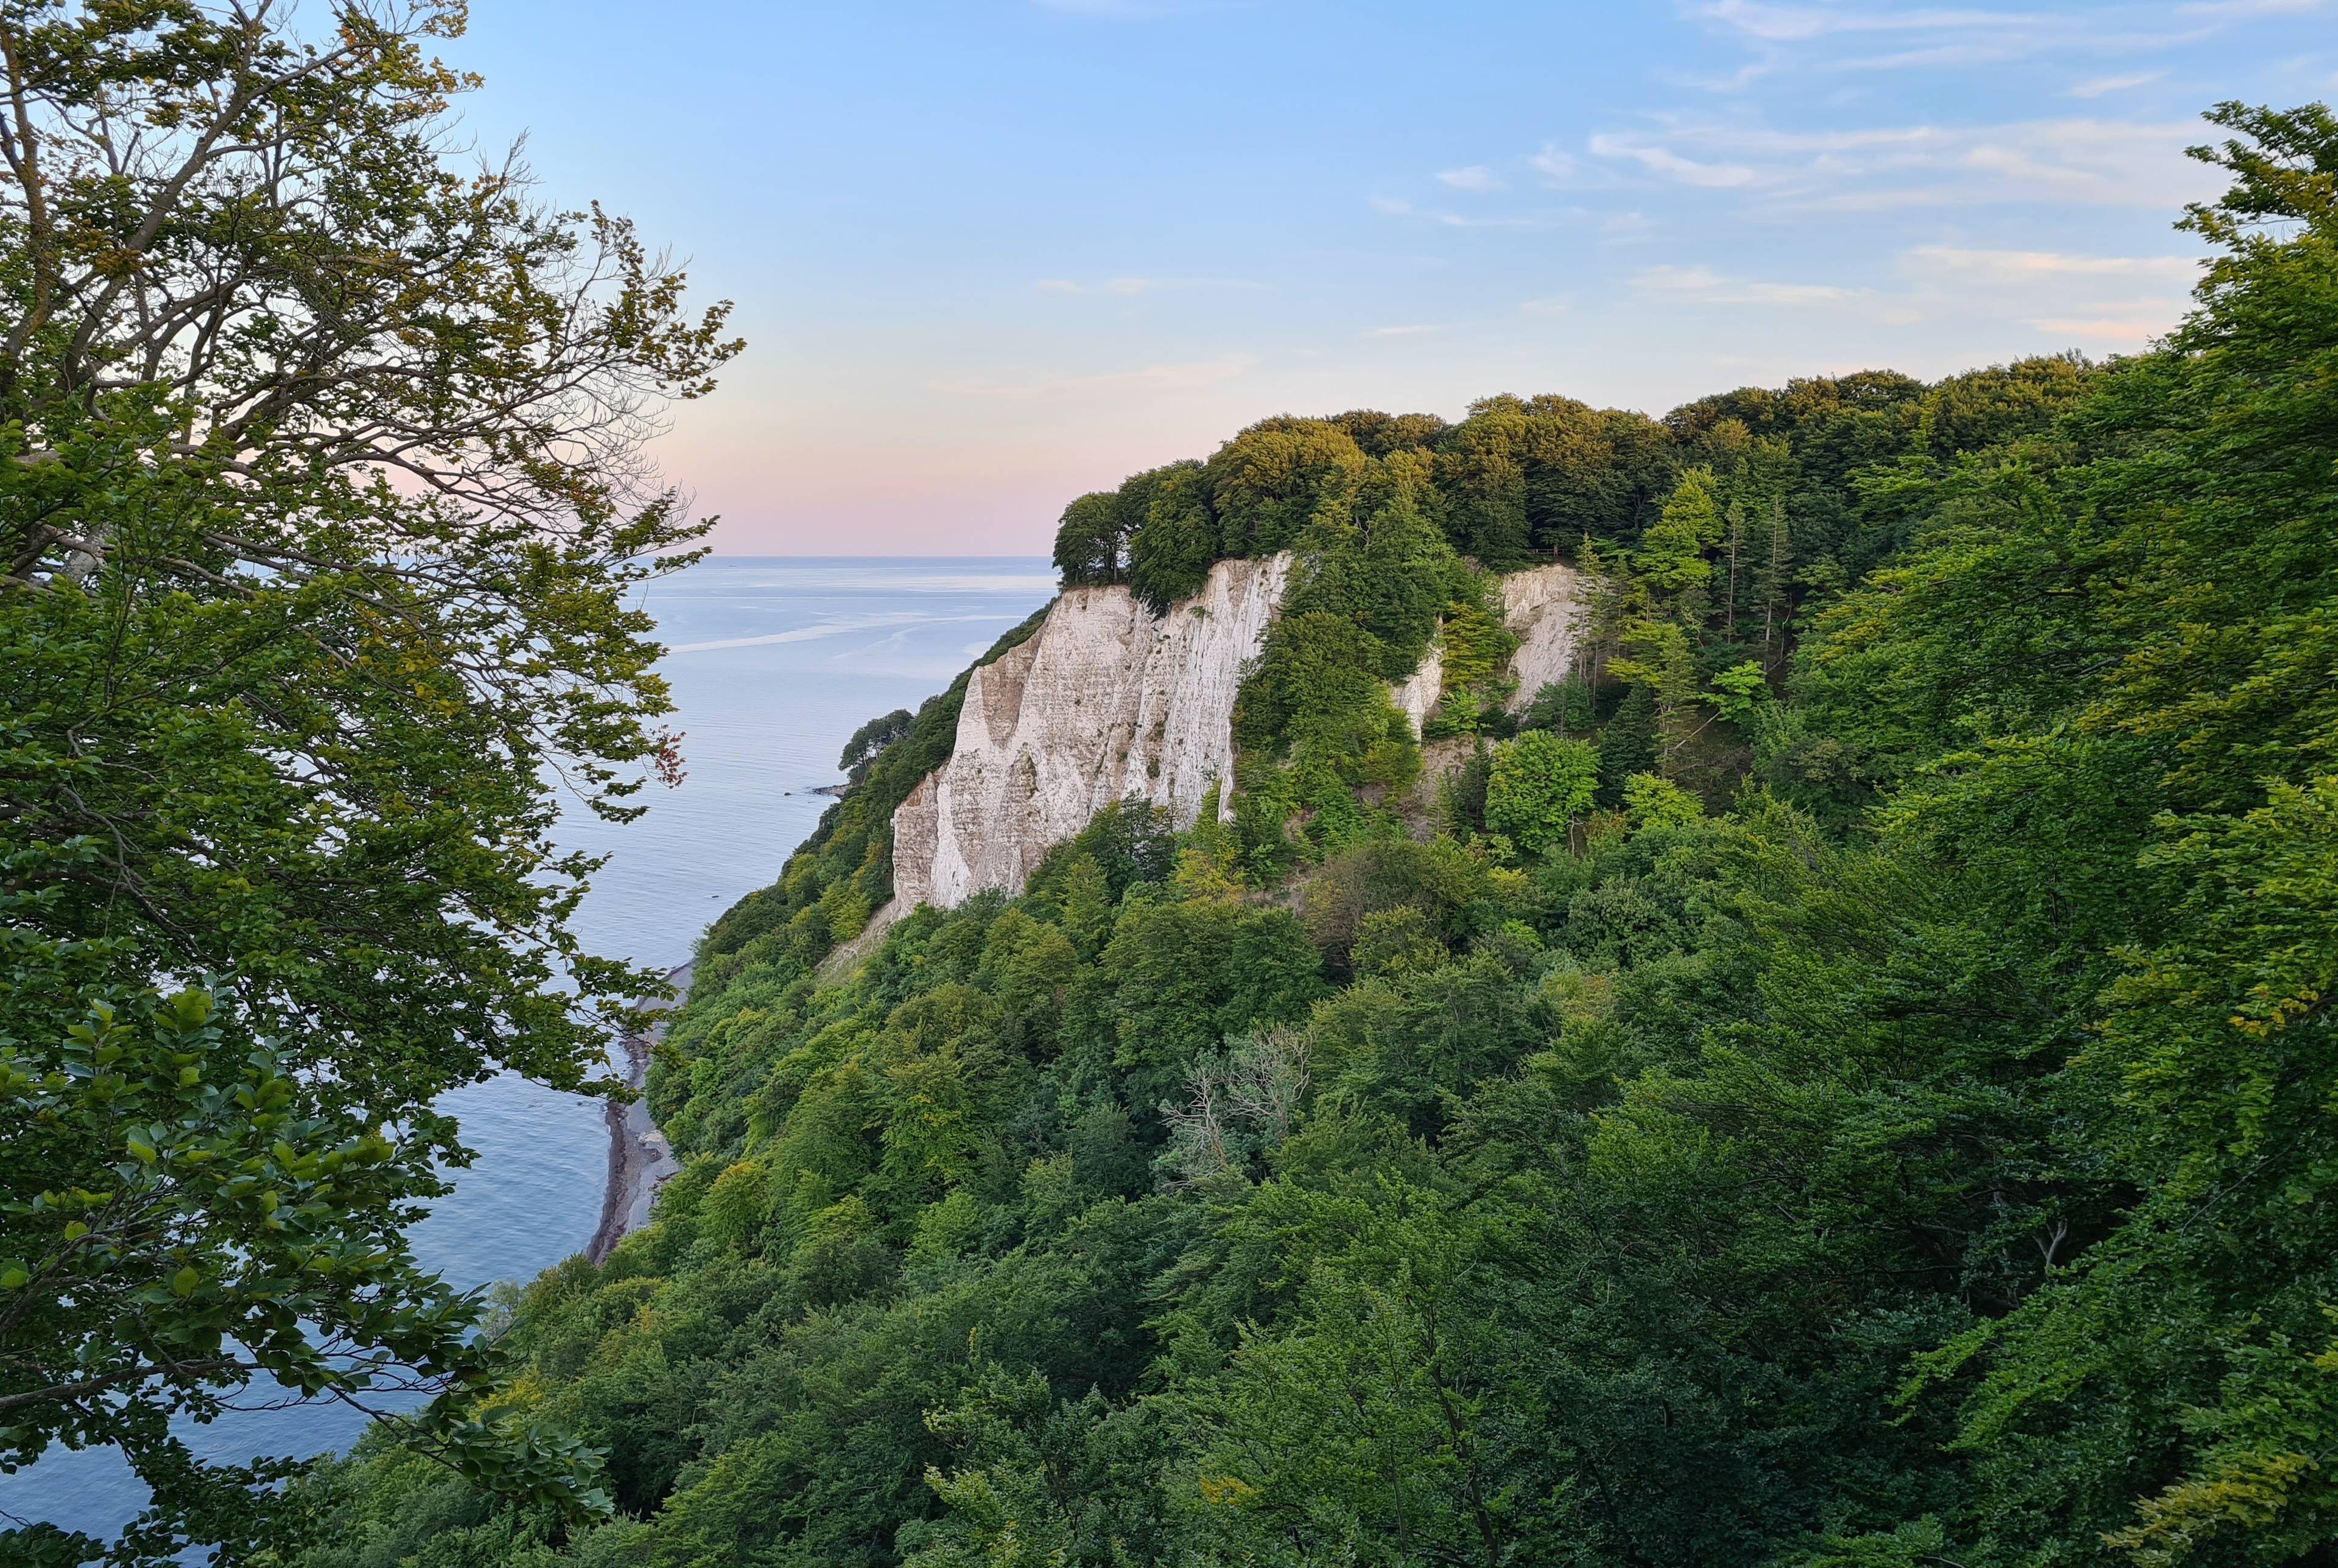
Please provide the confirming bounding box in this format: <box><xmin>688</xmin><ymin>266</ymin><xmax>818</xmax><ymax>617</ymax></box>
<box><xmin>586</xmin><ymin>961</ymin><xmax>690</xmax><ymax>1265</ymax></box>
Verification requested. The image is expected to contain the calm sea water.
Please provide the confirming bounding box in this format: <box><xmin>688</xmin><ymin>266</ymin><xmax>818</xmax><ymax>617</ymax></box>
<box><xmin>0</xmin><ymin>558</ymin><xmax>1058</xmax><ymax>1547</ymax></box>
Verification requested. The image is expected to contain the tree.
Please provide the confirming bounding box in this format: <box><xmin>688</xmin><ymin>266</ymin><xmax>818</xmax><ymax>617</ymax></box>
<box><xmin>840</xmin><ymin>708</ymin><xmax>915</xmax><ymax>777</ymax></box>
<box><xmin>1620</xmin><ymin>773</ymin><xmax>1702</xmax><ymax>833</ymax></box>
<box><xmin>1754</xmin><ymin>498</ymin><xmax>1794</xmax><ymax>654</ymax></box>
<box><xmin>0</xmin><ymin>948</ymin><xmax>609</xmax><ymax>1566</ymax></box>
<box><xmin>1436</xmin><ymin>398</ymin><xmax>1533</xmax><ymax>569</ymax></box>
<box><xmin>1484</xmin><ymin>732</ymin><xmax>1599</xmax><ymax>856</ymax></box>
<box><xmin>1204</xmin><ymin>418</ymin><xmax>1367</xmax><ymax>557</ymax></box>
<box><xmin>1595</xmin><ymin>687</ymin><xmax>1658</xmax><ymax>809</ymax></box>
<box><xmin>0</xmin><ymin>0</ymin><xmax>736</xmax><ymax>1553</ymax></box>
<box><xmin>1051</xmin><ymin>491</ymin><xmax>1125</xmax><ymax>586</ymax></box>
<box><xmin>1124</xmin><ymin>461</ymin><xmax>1220</xmax><ymax>614</ymax></box>
<box><xmin>1637</xmin><ymin>467</ymin><xmax>1723</xmax><ymax>592</ymax></box>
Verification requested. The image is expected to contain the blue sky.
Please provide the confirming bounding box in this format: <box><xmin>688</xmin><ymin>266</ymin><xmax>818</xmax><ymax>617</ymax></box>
<box><xmin>442</xmin><ymin>1</ymin><xmax>2334</xmax><ymax>553</ymax></box>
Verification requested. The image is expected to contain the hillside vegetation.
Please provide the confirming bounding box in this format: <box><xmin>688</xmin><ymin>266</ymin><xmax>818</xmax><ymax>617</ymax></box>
<box><xmin>293</xmin><ymin>104</ymin><xmax>2338</xmax><ymax>1568</ymax></box>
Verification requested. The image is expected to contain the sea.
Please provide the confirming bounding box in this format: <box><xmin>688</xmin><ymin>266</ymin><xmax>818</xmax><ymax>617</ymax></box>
<box><xmin>0</xmin><ymin>556</ymin><xmax>1060</xmax><ymax>1550</ymax></box>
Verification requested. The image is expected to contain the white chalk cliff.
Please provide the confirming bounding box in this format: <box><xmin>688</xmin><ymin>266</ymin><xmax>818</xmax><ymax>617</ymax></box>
<box><xmin>884</xmin><ymin>555</ymin><xmax>1589</xmax><ymax>914</ymax></box>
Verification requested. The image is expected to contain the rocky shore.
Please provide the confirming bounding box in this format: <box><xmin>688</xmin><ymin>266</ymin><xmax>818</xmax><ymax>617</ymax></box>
<box><xmin>586</xmin><ymin>962</ymin><xmax>689</xmax><ymax>1265</ymax></box>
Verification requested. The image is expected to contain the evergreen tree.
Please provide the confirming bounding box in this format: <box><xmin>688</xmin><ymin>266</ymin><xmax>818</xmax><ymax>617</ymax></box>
<box><xmin>1595</xmin><ymin>686</ymin><xmax>1658</xmax><ymax>808</ymax></box>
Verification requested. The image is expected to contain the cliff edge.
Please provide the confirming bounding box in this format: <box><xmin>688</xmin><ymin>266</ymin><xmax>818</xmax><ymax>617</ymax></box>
<box><xmin>876</xmin><ymin>556</ymin><xmax>1590</xmax><ymax>920</ymax></box>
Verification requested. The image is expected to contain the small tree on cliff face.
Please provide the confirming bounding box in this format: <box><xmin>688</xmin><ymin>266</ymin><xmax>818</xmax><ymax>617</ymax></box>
<box><xmin>0</xmin><ymin>0</ymin><xmax>738</xmax><ymax>1556</ymax></box>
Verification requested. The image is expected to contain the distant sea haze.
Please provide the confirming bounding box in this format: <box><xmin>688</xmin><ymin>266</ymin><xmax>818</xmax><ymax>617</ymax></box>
<box><xmin>0</xmin><ymin>557</ymin><xmax>1058</xmax><ymax>1549</ymax></box>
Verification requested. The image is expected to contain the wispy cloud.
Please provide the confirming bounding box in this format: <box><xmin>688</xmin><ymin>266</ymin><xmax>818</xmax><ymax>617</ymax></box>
<box><xmin>1529</xmin><ymin>144</ymin><xmax>1582</xmax><ymax>184</ymax></box>
<box><xmin>2176</xmin><ymin>0</ymin><xmax>2326</xmax><ymax>15</ymax></box>
<box><xmin>929</xmin><ymin>352</ymin><xmax>1259</xmax><ymax>401</ymax></box>
<box><xmin>1631</xmin><ymin>264</ymin><xmax>1866</xmax><ymax>305</ymax></box>
<box><xmin>1034</xmin><ymin>276</ymin><xmax>1264</xmax><ymax>296</ymax></box>
<box><xmin>1898</xmin><ymin>244</ymin><xmax>2198</xmax><ymax>283</ymax></box>
<box><xmin>1366</xmin><ymin>323</ymin><xmax>1439</xmax><ymax>337</ymax></box>
<box><xmin>1437</xmin><ymin>164</ymin><xmax>1506</xmax><ymax>191</ymax></box>
<box><xmin>1683</xmin><ymin>0</ymin><xmax>2288</xmax><ymax>78</ymax></box>
<box><xmin>1590</xmin><ymin>132</ymin><xmax>1765</xmax><ymax>187</ymax></box>
<box><xmin>1611</xmin><ymin>244</ymin><xmax>2193</xmax><ymax>345</ymax></box>
<box><xmin>2069</xmin><ymin>69</ymin><xmax>2169</xmax><ymax>96</ymax></box>
<box><xmin>2022</xmin><ymin>314</ymin><xmax>2172</xmax><ymax>341</ymax></box>
<box><xmin>1520</xmin><ymin>296</ymin><xmax>1571</xmax><ymax>316</ymax></box>
<box><xmin>1657</xmin><ymin>52</ymin><xmax>1783</xmax><ymax>91</ymax></box>
<box><xmin>1580</xmin><ymin>114</ymin><xmax>2212</xmax><ymax>211</ymax></box>
<box><xmin>1691</xmin><ymin>1</ymin><xmax>2048</xmax><ymax>44</ymax></box>
<box><xmin>1030</xmin><ymin>0</ymin><xmax>1181</xmax><ymax>15</ymax></box>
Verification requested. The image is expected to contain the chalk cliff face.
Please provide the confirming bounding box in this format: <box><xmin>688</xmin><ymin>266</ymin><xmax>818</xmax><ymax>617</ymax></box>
<box><xmin>891</xmin><ymin>555</ymin><xmax>1289</xmax><ymax>911</ymax></box>
<box><xmin>886</xmin><ymin>556</ymin><xmax>1587</xmax><ymax>913</ymax></box>
<box><xmin>1501</xmin><ymin>561</ymin><xmax>1589</xmax><ymax>712</ymax></box>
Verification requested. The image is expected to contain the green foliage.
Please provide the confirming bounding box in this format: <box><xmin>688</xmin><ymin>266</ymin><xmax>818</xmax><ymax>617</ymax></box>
<box><xmin>1484</xmin><ymin>731</ymin><xmax>1601</xmax><ymax>855</ymax></box>
<box><xmin>1204</xmin><ymin>418</ymin><xmax>1369</xmax><ymax>556</ymax></box>
<box><xmin>205</xmin><ymin>97</ymin><xmax>2338</xmax><ymax>1568</ymax></box>
<box><xmin>1520</xmin><ymin>676</ymin><xmax>1599</xmax><ymax>738</ymax></box>
<box><xmin>1707</xmin><ymin>660</ymin><xmax>1771</xmax><ymax>721</ymax></box>
<box><xmin>1638</xmin><ymin>464</ymin><xmax>1724</xmax><ymax>590</ymax></box>
<box><xmin>1421</xmin><ymin>567</ymin><xmax>1523</xmax><ymax>739</ymax></box>
<box><xmin>1052</xmin><ymin>491</ymin><xmax>1128</xmax><ymax>586</ymax></box>
<box><xmin>1595</xmin><ymin>685</ymin><xmax>1659</xmax><ymax>808</ymax></box>
<box><xmin>0</xmin><ymin>0</ymin><xmax>737</xmax><ymax>1551</ymax></box>
<box><xmin>840</xmin><ymin>707</ymin><xmax>916</xmax><ymax>777</ymax></box>
<box><xmin>701</xmin><ymin>605</ymin><xmax>1052</xmax><ymax>973</ymax></box>
<box><xmin>1620</xmin><ymin>772</ymin><xmax>1704</xmax><ymax>833</ymax></box>
<box><xmin>1123</xmin><ymin>462</ymin><xmax>1222</xmax><ymax>614</ymax></box>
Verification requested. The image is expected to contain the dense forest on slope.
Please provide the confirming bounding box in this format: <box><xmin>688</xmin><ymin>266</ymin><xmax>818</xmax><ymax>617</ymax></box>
<box><xmin>292</xmin><ymin>103</ymin><xmax>2338</xmax><ymax>1568</ymax></box>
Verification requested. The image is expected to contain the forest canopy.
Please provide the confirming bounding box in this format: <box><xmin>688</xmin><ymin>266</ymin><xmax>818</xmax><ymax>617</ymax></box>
<box><xmin>15</xmin><ymin>55</ymin><xmax>2338</xmax><ymax>1568</ymax></box>
<box><xmin>279</xmin><ymin>100</ymin><xmax>2338</xmax><ymax>1568</ymax></box>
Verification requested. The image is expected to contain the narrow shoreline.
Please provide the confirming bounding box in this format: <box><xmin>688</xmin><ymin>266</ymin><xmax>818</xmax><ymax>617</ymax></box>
<box><xmin>586</xmin><ymin>961</ymin><xmax>691</xmax><ymax>1265</ymax></box>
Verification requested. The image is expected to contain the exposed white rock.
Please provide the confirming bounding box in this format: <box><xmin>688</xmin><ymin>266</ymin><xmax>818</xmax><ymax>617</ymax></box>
<box><xmin>890</xmin><ymin>555</ymin><xmax>1288</xmax><ymax>911</ymax></box>
<box><xmin>1388</xmin><ymin>640</ymin><xmax>1444</xmax><ymax>739</ymax></box>
<box><xmin>1501</xmin><ymin>562</ymin><xmax>1590</xmax><ymax>711</ymax></box>
<box><xmin>882</xmin><ymin>554</ymin><xmax>1592</xmax><ymax>915</ymax></box>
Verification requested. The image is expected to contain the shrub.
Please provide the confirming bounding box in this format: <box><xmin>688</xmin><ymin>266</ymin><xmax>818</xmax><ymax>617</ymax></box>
<box><xmin>1484</xmin><ymin>731</ymin><xmax>1601</xmax><ymax>856</ymax></box>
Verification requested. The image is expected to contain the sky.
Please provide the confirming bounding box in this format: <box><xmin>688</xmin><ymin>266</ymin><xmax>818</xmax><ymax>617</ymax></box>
<box><xmin>438</xmin><ymin>0</ymin><xmax>2336</xmax><ymax>554</ymax></box>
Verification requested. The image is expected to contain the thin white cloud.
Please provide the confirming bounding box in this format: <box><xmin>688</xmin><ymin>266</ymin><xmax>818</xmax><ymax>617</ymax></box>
<box><xmin>2177</xmin><ymin>0</ymin><xmax>2326</xmax><ymax>15</ymax></box>
<box><xmin>2069</xmin><ymin>69</ymin><xmax>2169</xmax><ymax>96</ymax></box>
<box><xmin>1438</xmin><ymin>164</ymin><xmax>1506</xmax><ymax>191</ymax></box>
<box><xmin>1529</xmin><ymin>143</ymin><xmax>1582</xmax><ymax>184</ymax></box>
<box><xmin>1589</xmin><ymin>132</ymin><xmax>1766</xmax><ymax>187</ymax></box>
<box><xmin>2022</xmin><ymin>315</ymin><xmax>2172</xmax><ymax>341</ymax></box>
<box><xmin>1034</xmin><ymin>276</ymin><xmax>1264</xmax><ymax>296</ymax></box>
<box><xmin>1899</xmin><ymin>245</ymin><xmax>2198</xmax><ymax>283</ymax></box>
<box><xmin>1657</xmin><ymin>52</ymin><xmax>1783</xmax><ymax>91</ymax></box>
<box><xmin>929</xmin><ymin>352</ymin><xmax>1260</xmax><ymax>402</ymax></box>
<box><xmin>1366</xmin><ymin>323</ymin><xmax>1439</xmax><ymax>337</ymax></box>
<box><xmin>1692</xmin><ymin>1</ymin><xmax>2048</xmax><ymax>43</ymax></box>
<box><xmin>1520</xmin><ymin>296</ymin><xmax>1571</xmax><ymax>316</ymax></box>
<box><xmin>1370</xmin><ymin>194</ymin><xmax>1414</xmax><ymax>217</ymax></box>
<box><xmin>1437</xmin><ymin>211</ymin><xmax>1565</xmax><ymax>229</ymax></box>
<box><xmin>1631</xmin><ymin>264</ymin><xmax>1866</xmax><ymax>304</ymax></box>
<box><xmin>1585</xmin><ymin>114</ymin><xmax>2213</xmax><ymax>211</ymax></box>
<box><xmin>1030</xmin><ymin>0</ymin><xmax>1190</xmax><ymax>15</ymax></box>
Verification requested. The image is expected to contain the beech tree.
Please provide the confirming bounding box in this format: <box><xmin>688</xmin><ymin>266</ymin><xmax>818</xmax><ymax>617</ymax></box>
<box><xmin>0</xmin><ymin>1</ymin><xmax>738</xmax><ymax>1559</ymax></box>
